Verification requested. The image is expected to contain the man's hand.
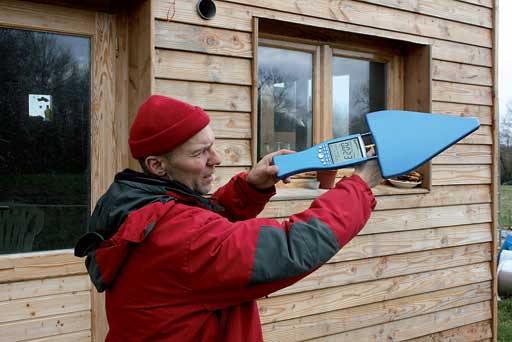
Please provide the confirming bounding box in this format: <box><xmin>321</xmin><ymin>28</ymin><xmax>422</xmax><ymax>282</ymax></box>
<box><xmin>353</xmin><ymin>158</ymin><xmax>383</xmax><ymax>188</ymax></box>
<box><xmin>246</xmin><ymin>149</ymin><xmax>295</xmax><ymax>190</ymax></box>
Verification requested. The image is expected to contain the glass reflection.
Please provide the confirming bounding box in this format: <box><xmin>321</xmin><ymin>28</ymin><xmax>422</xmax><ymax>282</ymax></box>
<box><xmin>0</xmin><ymin>28</ymin><xmax>90</xmax><ymax>253</ymax></box>
<box><xmin>257</xmin><ymin>46</ymin><xmax>313</xmax><ymax>159</ymax></box>
<box><xmin>332</xmin><ymin>57</ymin><xmax>386</xmax><ymax>137</ymax></box>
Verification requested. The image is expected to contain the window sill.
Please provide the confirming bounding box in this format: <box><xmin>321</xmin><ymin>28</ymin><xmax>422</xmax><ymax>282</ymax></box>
<box><xmin>271</xmin><ymin>181</ymin><xmax>428</xmax><ymax>201</ymax></box>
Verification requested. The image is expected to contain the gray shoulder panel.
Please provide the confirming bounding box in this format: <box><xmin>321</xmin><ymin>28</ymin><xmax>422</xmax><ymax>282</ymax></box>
<box><xmin>250</xmin><ymin>218</ymin><xmax>339</xmax><ymax>284</ymax></box>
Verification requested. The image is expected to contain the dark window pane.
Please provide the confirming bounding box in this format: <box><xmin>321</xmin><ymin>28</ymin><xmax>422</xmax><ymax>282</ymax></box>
<box><xmin>257</xmin><ymin>46</ymin><xmax>313</xmax><ymax>159</ymax></box>
<box><xmin>332</xmin><ymin>56</ymin><xmax>386</xmax><ymax>137</ymax></box>
<box><xmin>0</xmin><ymin>28</ymin><xmax>90</xmax><ymax>254</ymax></box>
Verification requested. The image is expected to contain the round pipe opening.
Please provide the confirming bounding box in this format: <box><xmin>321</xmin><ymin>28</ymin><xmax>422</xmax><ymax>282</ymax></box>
<box><xmin>196</xmin><ymin>0</ymin><xmax>216</xmax><ymax>20</ymax></box>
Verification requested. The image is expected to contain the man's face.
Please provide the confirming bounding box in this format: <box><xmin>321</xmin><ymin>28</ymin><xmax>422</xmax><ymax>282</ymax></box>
<box><xmin>164</xmin><ymin>125</ymin><xmax>222</xmax><ymax>194</ymax></box>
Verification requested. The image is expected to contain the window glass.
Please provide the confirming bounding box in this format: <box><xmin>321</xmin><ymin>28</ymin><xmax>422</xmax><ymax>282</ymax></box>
<box><xmin>332</xmin><ymin>56</ymin><xmax>386</xmax><ymax>137</ymax></box>
<box><xmin>0</xmin><ymin>28</ymin><xmax>90</xmax><ymax>254</ymax></box>
<box><xmin>257</xmin><ymin>46</ymin><xmax>313</xmax><ymax>159</ymax></box>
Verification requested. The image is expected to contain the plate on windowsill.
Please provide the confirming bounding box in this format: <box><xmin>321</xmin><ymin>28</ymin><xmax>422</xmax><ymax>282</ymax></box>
<box><xmin>387</xmin><ymin>179</ymin><xmax>422</xmax><ymax>189</ymax></box>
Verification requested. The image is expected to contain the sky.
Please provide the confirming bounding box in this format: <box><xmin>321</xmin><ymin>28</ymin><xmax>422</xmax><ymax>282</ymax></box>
<box><xmin>499</xmin><ymin>1</ymin><xmax>512</xmax><ymax>120</ymax></box>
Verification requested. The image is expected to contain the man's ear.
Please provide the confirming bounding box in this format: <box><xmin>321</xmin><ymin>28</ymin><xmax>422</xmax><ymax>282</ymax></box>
<box><xmin>145</xmin><ymin>156</ymin><xmax>167</xmax><ymax>177</ymax></box>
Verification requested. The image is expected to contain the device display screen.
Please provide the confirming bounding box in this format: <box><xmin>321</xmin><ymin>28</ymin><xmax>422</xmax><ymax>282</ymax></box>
<box><xmin>328</xmin><ymin>138</ymin><xmax>363</xmax><ymax>163</ymax></box>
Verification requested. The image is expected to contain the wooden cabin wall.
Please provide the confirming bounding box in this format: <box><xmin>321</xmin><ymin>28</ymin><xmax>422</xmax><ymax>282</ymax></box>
<box><xmin>151</xmin><ymin>0</ymin><xmax>497</xmax><ymax>341</ymax></box>
<box><xmin>0</xmin><ymin>1</ymin><xmax>131</xmax><ymax>341</ymax></box>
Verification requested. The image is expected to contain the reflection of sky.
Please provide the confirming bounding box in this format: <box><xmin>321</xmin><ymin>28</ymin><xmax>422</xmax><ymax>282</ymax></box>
<box><xmin>258</xmin><ymin>46</ymin><xmax>312</xmax><ymax>79</ymax></box>
<box><xmin>53</xmin><ymin>34</ymin><xmax>90</xmax><ymax>67</ymax></box>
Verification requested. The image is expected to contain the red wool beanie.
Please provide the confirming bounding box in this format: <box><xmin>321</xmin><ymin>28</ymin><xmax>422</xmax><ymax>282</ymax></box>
<box><xmin>129</xmin><ymin>95</ymin><xmax>210</xmax><ymax>158</ymax></box>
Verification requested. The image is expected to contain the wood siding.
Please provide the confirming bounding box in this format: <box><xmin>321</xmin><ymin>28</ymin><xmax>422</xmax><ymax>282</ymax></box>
<box><xmin>0</xmin><ymin>0</ymin><xmax>497</xmax><ymax>341</ymax></box>
<box><xmin>151</xmin><ymin>0</ymin><xmax>497</xmax><ymax>341</ymax></box>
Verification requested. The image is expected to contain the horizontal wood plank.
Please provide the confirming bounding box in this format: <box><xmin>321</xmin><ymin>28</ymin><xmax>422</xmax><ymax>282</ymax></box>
<box><xmin>154</xmin><ymin>20</ymin><xmax>252</xmax><ymax>58</ymax></box>
<box><xmin>214</xmin><ymin>139</ymin><xmax>251</xmax><ymax>166</ymax></box>
<box><xmin>403</xmin><ymin>320</ymin><xmax>492</xmax><ymax>342</ymax></box>
<box><xmin>362</xmin><ymin>203</ymin><xmax>491</xmax><ymax>235</ymax></box>
<box><xmin>433</xmin><ymin>60</ymin><xmax>492</xmax><ymax>86</ymax></box>
<box><xmin>154</xmin><ymin>0</ymin><xmax>253</xmax><ymax>32</ymax></box>
<box><xmin>258</xmin><ymin>262</ymin><xmax>491</xmax><ymax>323</ymax></box>
<box><xmin>432</xmin><ymin>81</ymin><xmax>493</xmax><ymax>106</ymax></box>
<box><xmin>0</xmin><ymin>251</ymin><xmax>86</xmax><ymax>284</ymax></box>
<box><xmin>0</xmin><ymin>311</ymin><xmax>91</xmax><ymax>342</ymax></box>
<box><xmin>306</xmin><ymin>301</ymin><xmax>491</xmax><ymax>341</ymax></box>
<box><xmin>0</xmin><ymin>275</ymin><xmax>89</xmax><ymax>302</ymax></box>
<box><xmin>211</xmin><ymin>166</ymin><xmax>250</xmax><ymax>192</ymax></box>
<box><xmin>457</xmin><ymin>0</ymin><xmax>492</xmax><ymax>8</ymax></box>
<box><xmin>154</xmin><ymin>79</ymin><xmax>251</xmax><ymax>112</ymax></box>
<box><xmin>359</xmin><ymin>0</ymin><xmax>492</xmax><ymax>27</ymax></box>
<box><xmin>0</xmin><ymin>291</ymin><xmax>90</xmax><ymax>323</ymax></box>
<box><xmin>431</xmin><ymin>164</ymin><xmax>492</xmax><ymax>185</ymax></box>
<box><xmin>432</xmin><ymin>40</ymin><xmax>491</xmax><ymax>67</ymax></box>
<box><xmin>432</xmin><ymin>102</ymin><xmax>492</xmax><ymax>125</ymax></box>
<box><xmin>260</xmin><ymin>184</ymin><xmax>491</xmax><ymax>217</ymax></box>
<box><xmin>0</xmin><ymin>0</ymin><xmax>95</xmax><ymax>35</ymax></box>
<box><xmin>433</xmin><ymin>145</ymin><xmax>492</xmax><ymax>164</ymax></box>
<box><xmin>262</xmin><ymin>282</ymin><xmax>491</xmax><ymax>341</ymax></box>
<box><xmin>276</xmin><ymin>243</ymin><xmax>491</xmax><ymax>295</ymax></box>
<box><xmin>459</xmin><ymin>125</ymin><xmax>492</xmax><ymax>145</ymax></box>
<box><xmin>335</xmin><ymin>224</ymin><xmax>491</xmax><ymax>262</ymax></box>
<box><xmin>155</xmin><ymin>49</ymin><xmax>252</xmax><ymax>85</ymax></box>
<box><xmin>28</xmin><ymin>330</ymin><xmax>91</xmax><ymax>342</ymax></box>
<box><xmin>209</xmin><ymin>111</ymin><xmax>251</xmax><ymax>138</ymax></box>
<box><xmin>155</xmin><ymin>1</ymin><xmax>493</xmax><ymax>67</ymax></box>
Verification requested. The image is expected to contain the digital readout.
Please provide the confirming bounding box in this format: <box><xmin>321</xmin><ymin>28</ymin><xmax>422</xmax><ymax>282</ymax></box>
<box><xmin>328</xmin><ymin>138</ymin><xmax>363</xmax><ymax>163</ymax></box>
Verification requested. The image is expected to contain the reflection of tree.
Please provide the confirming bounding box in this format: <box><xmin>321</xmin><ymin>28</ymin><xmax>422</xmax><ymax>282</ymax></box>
<box><xmin>258</xmin><ymin>66</ymin><xmax>309</xmax><ymax>128</ymax></box>
<box><xmin>501</xmin><ymin>101</ymin><xmax>512</xmax><ymax>183</ymax></box>
<box><xmin>0</xmin><ymin>29</ymin><xmax>90</xmax><ymax>177</ymax></box>
<box><xmin>350</xmin><ymin>83</ymin><xmax>369</xmax><ymax>134</ymax></box>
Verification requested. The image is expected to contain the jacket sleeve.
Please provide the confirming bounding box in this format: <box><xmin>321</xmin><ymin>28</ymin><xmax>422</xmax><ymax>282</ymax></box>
<box><xmin>210</xmin><ymin>172</ymin><xmax>276</xmax><ymax>222</ymax></box>
<box><xmin>181</xmin><ymin>175</ymin><xmax>376</xmax><ymax>310</ymax></box>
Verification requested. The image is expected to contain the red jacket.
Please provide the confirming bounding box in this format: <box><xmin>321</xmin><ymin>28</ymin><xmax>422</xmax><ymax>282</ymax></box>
<box><xmin>75</xmin><ymin>169</ymin><xmax>376</xmax><ymax>341</ymax></box>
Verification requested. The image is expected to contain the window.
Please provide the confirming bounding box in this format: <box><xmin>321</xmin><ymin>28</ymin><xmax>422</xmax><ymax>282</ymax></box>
<box><xmin>257</xmin><ymin>36</ymin><xmax>397</xmax><ymax>161</ymax></box>
<box><xmin>0</xmin><ymin>28</ymin><xmax>91</xmax><ymax>254</ymax></box>
<box><xmin>256</xmin><ymin>20</ymin><xmax>432</xmax><ymax>191</ymax></box>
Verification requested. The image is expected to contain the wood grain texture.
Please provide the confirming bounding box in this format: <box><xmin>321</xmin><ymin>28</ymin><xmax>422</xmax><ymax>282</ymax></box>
<box><xmin>224</xmin><ymin>0</ymin><xmax>492</xmax><ymax>47</ymax></box>
<box><xmin>258</xmin><ymin>262</ymin><xmax>491</xmax><ymax>323</ymax></box>
<box><xmin>431</xmin><ymin>164</ymin><xmax>492</xmax><ymax>185</ymax></box>
<box><xmin>0</xmin><ymin>0</ymin><xmax>95</xmax><ymax>34</ymax></box>
<box><xmin>306</xmin><ymin>301</ymin><xmax>491</xmax><ymax>342</ymax></box>
<box><xmin>260</xmin><ymin>184</ymin><xmax>490</xmax><ymax>217</ymax></box>
<box><xmin>0</xmin><ymin>275</ymin><xmax>89</xmax><ymax>302</ymax></box>
<box><xmin>432</xmin><ymin>81</ymin><xmax>492</xmax><ymax>105</ymax></box>
<box><xmin>403</xmin><ymin>320</ymin><xmax>492</xmax><ymax>342</ymax></box>
<box><xmin>276</xmin><ymin>243</ymin><xmax>491</xmax><ymax>296</ymax></box>
<box><xmin>0</xmin><ymin>252</ymin><xmax>85</xmax><ymax>284</ymax></box>
<box><xmin>0</xmin><ymin>291</ymin><xmax>90</xmax><ymax>323</ymax></box>
<box><xmin>432</xmin><ymin>102</ymin><xmax>492</xmax><ymax>125</ymax></box>
<box><xmin>359</xmin><ymin>0</ymin><xmax>492</xmax><ymax>27</ymax></box>
<box><xmin>155</xmin><ymin>79</ymin><xmax>251</xmax><ymax>112</ymax></box>
<box><xmin>335</xmin><ymin>224</ymin><xmax>492</xmax><ymax>262</ymax></box>
<box><xmin>433</xmin><ymin>145</ymin><xmax>492</xmax><ymax>164</ymax></box>
<box><xmin>28</xmin><ymin>330</ymin><xmax>92</xmax><ymax>342</ymax></box>
<box><xmin>209</xmin><ymin>111</ymin><xmax>251</xmax><ymax>138</ymax></box>
<box><xmin>0</xmin><ymin>311</ymin><xmax>91</xmax><ymax>342</ymax></box>
<box><xmin>262</xmin><ymin>282</ymin><xmax>491</xmax><ymax>341</ymax></box>
<box><xmin>433</xmin><ymin>60</ymin><xmax>492</xmax><ymax>86</ymax></box>
<box><xmin>155</xmin><ymin>49</ymin><xmax>252</xmax><ymax>85</ymax></box>
<box><xmin>155</xmin><ymin>20</ymin><xmax>252</xmax><ymax>57</ymax></box>
<box><xmin>214</xmin><ymin>139</ymin><xmax>252</xmax><ymax>166</ymax></box>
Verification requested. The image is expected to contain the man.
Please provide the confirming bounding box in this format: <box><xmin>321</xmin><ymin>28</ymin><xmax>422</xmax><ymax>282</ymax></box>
<box><xmin>75</xmin><ymin>95</ymin><xmax>382</xmax><ymax>341</ymax></box>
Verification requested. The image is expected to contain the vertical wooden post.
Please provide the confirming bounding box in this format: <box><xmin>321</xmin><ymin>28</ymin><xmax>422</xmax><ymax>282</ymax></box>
<box><xmin>491</xmin><ymin>1</ymin><xmax>500</xmax><ymax>341</ymax></box>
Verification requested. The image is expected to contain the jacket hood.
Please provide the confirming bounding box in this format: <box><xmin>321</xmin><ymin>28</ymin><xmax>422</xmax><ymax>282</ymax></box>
<box><xmin>74</xmin><ymin>169</ymin><xmax>223</xmax><ymax>292</ymax></box>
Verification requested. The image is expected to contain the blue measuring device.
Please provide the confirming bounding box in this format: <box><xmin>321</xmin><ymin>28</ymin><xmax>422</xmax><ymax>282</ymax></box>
<box><xmin>272</xmin><ymin>110</ymin><xmax>480</xmax><ymax>179</ymax></box>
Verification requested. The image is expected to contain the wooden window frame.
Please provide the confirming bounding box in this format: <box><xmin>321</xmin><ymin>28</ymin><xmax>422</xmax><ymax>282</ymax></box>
<box><xmin>255</xmin><ymin>22</ymin><xmax>432</xmax><ymax>193</ymax></box>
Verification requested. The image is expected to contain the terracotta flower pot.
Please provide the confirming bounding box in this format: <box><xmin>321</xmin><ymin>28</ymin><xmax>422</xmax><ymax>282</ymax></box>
<box><xmin>316</xmin><ymin>170</ymin><xmax>338</xmax><ymax>189</ymax></box>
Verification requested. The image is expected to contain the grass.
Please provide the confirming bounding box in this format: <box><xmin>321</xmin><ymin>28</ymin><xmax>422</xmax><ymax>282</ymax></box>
<box><xmin>499</xmin><ymin>298</ymin><xmax>512</xmax><ymax>342</ymax></box>
<box><xmin>502</xmin><ymin>185</ymin><xmax>512</xmax><ymax>227</ymax></box>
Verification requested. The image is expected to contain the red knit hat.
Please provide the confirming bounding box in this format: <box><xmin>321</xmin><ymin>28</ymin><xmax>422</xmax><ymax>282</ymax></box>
<box><xmin>129</xmin><ymin>95</ymin><xmax>210</xmax><ymax>158</ymax></box>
